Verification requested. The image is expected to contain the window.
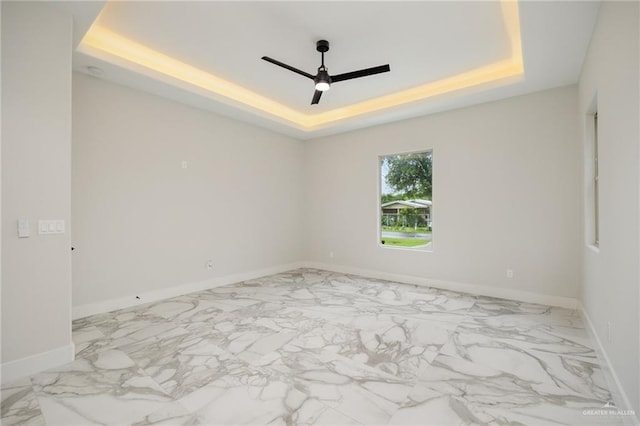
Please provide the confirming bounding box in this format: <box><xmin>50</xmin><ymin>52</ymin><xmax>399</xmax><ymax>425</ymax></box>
<box><xmin>593</xmin><ymin>112</ymin><xmax>599</xmax><ymax>246</ymax></box>
<box><xmin>585</xmin><ymin>103</ymin><xmax>599</xmax><ymax>249</ymax></box>
<box><xmin>379</xmin><ymin>150</ymin><xmax>433</xmax><ymax>250</ymax></box>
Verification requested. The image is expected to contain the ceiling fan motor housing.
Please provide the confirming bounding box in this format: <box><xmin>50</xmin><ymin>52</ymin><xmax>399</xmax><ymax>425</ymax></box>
<box><xmin>314</xmin><ymin>69</ymin><xmax>331</xmax><ymax>91</ymax></box>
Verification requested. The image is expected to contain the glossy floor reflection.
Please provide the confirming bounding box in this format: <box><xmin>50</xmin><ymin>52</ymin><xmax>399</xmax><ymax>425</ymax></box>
<box><xmin>1</xmin><ymin>269</ymin><xmax>623</xmax><ymax>425</ymax></box>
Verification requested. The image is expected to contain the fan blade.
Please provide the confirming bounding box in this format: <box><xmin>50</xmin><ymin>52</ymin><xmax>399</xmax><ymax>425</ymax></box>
<box><xmin>311</xmin><ymin>90</ymin><xmax>323</xmax><ymax>105</ymax></box>
<box><xmin>332</xmin><ymin>64</ymin><xmax>390</xmax><ymax>83</ymax></box>
<box><xmin>261</xmin><ymin>56</ymin><xmax>314</xmax><ymax>80</ymax></box>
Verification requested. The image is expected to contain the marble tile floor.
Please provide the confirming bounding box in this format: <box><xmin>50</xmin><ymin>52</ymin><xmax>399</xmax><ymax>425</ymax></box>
<box><xmin>1</xmin><ymin>268</ymin><xmax>626</xmax><ymax>425</ymax></box>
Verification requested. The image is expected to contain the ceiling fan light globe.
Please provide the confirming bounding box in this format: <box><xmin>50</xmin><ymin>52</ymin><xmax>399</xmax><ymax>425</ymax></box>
<box><xmin>315</xmin><ymin>81</ymin><xmax>330</xmax><ymax>91</ymax></box>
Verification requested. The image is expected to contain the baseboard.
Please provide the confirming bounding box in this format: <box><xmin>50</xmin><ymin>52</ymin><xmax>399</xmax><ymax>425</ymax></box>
<box><xmin>579</xmin><ymin>304</ymin><xmax>639</xmax><ymax>426</ymax></box>
<box><xmin>1</xmin><ymin>343</ymin><xmax>75</xmax><ymax>385</ymax></box>
<box><xmin>302</xmin><ymin>261</ymin><xmax>579</xmax><ymax>309</ymax></box>
<box><xmin>73</xmin><ymin>260</ymin><xmax>579</xmax><ymax>319</ymax></box>
<box><xmin>72</xmin><ymin>261</ymin><xmax>307</xmax><ymax>319</ymax></box>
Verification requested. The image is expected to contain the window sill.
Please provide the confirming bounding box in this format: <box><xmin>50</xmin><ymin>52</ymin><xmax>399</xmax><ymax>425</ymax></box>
<box><xmin>378</xmin><ymin>243</ymin><xmax>433</xmax><ymax>253</ymax></box>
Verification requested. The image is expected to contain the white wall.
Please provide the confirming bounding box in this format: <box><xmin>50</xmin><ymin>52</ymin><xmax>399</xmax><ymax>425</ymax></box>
<box><xmin>578</xmin><ymin>1</ymin><xmax>639</xmax><ymax>414</ymax></box>
<box><xmin>1</xmin><ymin>2</ymin><xmax>73</xmax><ymax>369</ymax></box>
<box><xmin>304</xmin><ymin>86</ymin><xmax>582</xmax><ymax>302</ymax></box>
<box><xmin>72</xmin><ymin>73</ymin><xmax>304</xmax><ymax>308</ymax></box>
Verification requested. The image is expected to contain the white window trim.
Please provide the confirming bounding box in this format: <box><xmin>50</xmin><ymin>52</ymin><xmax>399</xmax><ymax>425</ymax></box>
<box><xmin>377</xmin><ymin>149</ymin><xmax>434</xmax><ymax>252</ymax></box>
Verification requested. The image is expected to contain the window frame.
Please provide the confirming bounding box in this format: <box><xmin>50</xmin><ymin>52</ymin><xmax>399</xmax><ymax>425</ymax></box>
<box><xmin>593</xmin><ymin>111</ymin><xmax>599</xmax><ymax>247</ymax></box>
<box><xmin>584</xmin><ymin>94</ymin><xmax>599</xmax><ymax>252</ymax></box>
<box><xmin>377</xmin><ymin>148</ymin><xmax>434</xmax><ymax>252</ymax></box>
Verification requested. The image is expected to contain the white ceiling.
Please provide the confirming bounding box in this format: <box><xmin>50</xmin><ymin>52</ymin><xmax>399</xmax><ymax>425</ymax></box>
<box><xmin>63</xmin><ymin>1</ymin><xmax>600</xmax><ymax>140</ymax></box>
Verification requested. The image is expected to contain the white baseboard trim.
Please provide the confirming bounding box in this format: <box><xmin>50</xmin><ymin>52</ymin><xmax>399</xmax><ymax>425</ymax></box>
<box><xmin>302</xmin><ymin>261</ymin><xmax>579</xmax><ymax>309</ymax></box>
<box><xmin>1</xmin><ymin>343</ymin><xmax>75</xmax><ymax>385</ymax></box>
<box><xmin>73</xmin><ymin>261</ymin><xmax>579</xmax><ymax>319</ymax></box>
<box><xmin>72</xmin><ymin>261</ymin><xmax>307</xmax><ymax>319</ymax></box>
<box><xmin>578</xmin><ymin>304</ymin><xmax>639</xmax><ymax>426</ymax></box>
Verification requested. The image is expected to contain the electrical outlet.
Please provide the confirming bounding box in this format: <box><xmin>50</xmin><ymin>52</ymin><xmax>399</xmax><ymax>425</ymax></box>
<box><xmin>206</xmin><ymin>260</ymin><xmax>214</xmax><ymax>270</ymax></box>
<box><xmin>329</xmin><ymin>251</ymin><xmax>334</xmax><ymax>259</ymax></box>
<box><xmin>506</xmin><ymin>269</ymin><xmax>514</xmax><ymax>278</ymax></box>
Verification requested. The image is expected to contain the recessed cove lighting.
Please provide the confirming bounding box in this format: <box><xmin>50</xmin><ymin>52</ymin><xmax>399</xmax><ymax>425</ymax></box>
<box><xmin>87</xmin><ymin>66</ymin><xmax>104</xmax><ymax>76</ymax></box>
<box><xmin>78</xmin><ymin>1</ymin><xmax>523</xmax><ymax>131</ymax></box>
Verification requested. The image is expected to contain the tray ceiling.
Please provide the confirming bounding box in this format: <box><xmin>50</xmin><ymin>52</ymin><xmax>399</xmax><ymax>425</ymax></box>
<box><xmin>63</xmin><ymin>1</ymin><xmax>600</xmax><ymax>139</ymax></box>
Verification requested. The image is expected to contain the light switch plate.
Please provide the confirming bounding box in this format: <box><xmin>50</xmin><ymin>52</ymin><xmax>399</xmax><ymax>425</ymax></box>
<box><xmin>18</xmin><ymin>218</ymin><xmax>30</xmax><ymax>238</ymax></box>
<box><xmin>39</xmin><ymin>220</ymin><xmax>65</xmax><ymax>235</ymax></box>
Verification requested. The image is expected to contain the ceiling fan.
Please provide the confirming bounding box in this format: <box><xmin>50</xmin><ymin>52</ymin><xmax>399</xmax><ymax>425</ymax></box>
<box><xmin>262</xmin><ymin>40</ymin><xmax>391</xmax><ymax>105</ymax></box>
